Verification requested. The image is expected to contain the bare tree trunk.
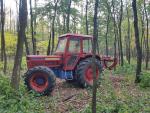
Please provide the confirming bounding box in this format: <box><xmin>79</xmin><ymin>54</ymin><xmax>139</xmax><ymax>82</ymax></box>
<box><xmin>112</xmin><ymin>0</ymin><xmax>118</xmax><ymax>63</ymax></box>
<box><xmin>24</xmin><ymin>36</ymin><xmax>30</xmax><ymax>55</ymax></box>
<box><xmin>66</xmin><ymin>0</ymin><xmax>72</xmax><ymax>33</ymax></box>
<box><xmin>30</xmin><ymin>0</ymin><xmax>36</xmax><ymax>55</ymax></box>
<box><xmin>63</xmin><ymin>14</ymin><xmax>66</xmax><ymax>33</ymax></box>
<box><xmin>85</xmin><ymin>0</ymin><xmax>89</xmax><ymax>35</ymax></box>
<box><xmin>118</xmin><ymin>0</ymin><xmax>124</xmax><ymax>66</ymax></box>
<box><xmin>141</xmin><ymin>10</ymin><xmax>145</xmax><ymax>62</ymax></box>
<box><xmin>11</xmin><ymin>0</ymin><xmax>27</xmax><ymax>89</ymax></box>
<box><xmin>92</xmin><ymin>0</ymin><xmax>99</xmax><ymax>112</ymax></box>
<box><xmin>132</xmin><ymin>0</ymin><xmax>142</xmax><ymax>83</ymax></box>
<box><xmin>47</xmin><ymin>32</ymin><xmax>51</xmax><ymax>55</ymax></box>
<box><xmin>126</xmin><ymin>3</ymin><xmax>131</xmax><ymax>64</ymax></box>
<box><xmin>144</xmin><ymin>0</ymin><xmax>149</xmax><ymax>69</ymax></box>
<box><xmin>10</xmin><ymin>8</ymin><xmax>12</xmax><ymax>32</ymax></box>
<box><xmin>105</xmin><ymin>6</ymin><xmax>110</xmax><ymax>56</ymax></box>
<box><xmin>51</xmin><ymin>0</ymin><xmax>58</xmax><ymax>54</ymax></box>
<box><xmin>1</xmin><ymin>0</ymin><xmax>7</xmax><ymax>73</ymax></box>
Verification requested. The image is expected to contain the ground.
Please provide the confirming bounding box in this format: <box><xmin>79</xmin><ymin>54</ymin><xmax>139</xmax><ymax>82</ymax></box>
<box><xmin>38</xmin><ymin>71</ymin><xmax>150</xmax><ymax>113</ymax></box>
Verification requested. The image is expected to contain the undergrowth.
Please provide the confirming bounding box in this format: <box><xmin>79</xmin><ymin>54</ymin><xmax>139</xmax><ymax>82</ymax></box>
<box><xmin>0</xmin><ymin>74</ymin><xmax>44</xmax><ymax>113</ymax></box>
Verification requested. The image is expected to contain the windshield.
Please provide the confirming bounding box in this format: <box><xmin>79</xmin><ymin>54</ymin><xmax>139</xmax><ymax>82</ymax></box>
<box><xmin>55</xmin><ymin>38</ymin><xmax>67</xmax><ymax>52</ymax></box>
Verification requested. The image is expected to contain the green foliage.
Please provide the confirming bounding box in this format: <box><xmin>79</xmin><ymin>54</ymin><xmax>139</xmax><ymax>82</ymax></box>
<box><xmin>140</xmin><ymin>72</ymin><xmax>150</xmax><ymax>88</ymax></box>
<box><xmin>0</xmin><ymin>32</ymin><xmax>17</xmax><ymax>56</ymax></box>
<box><xmin>114</xmin><ymin>62</ymin><xmax>136</xmax><ymax>75</ymax></box>
<box><xmin>0</xmin><ymin>74</ymin><xmax>44</xmax><ymax>113</ymax></box>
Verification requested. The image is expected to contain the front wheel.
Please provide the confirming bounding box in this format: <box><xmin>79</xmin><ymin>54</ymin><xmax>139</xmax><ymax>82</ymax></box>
<box><xmin>76</xmin><ymin>58</ymin><xmax>102</xmax><ymax>88</ymax></box>
<box><xmin>24</xmin><ymin>66</ymin><xmax>56</xmax><ymax>95</ymax></box>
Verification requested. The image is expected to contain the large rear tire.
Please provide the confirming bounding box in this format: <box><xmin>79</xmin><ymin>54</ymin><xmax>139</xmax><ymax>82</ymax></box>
<box><xmin>76</xmin><ymin>58</ymin><xmax>102</xmax><ymax>88</ymax></box>
<box><xmin>24</xmin><ymin>66</ymin><xmax>56</xmax><ymax>95</ymax></box>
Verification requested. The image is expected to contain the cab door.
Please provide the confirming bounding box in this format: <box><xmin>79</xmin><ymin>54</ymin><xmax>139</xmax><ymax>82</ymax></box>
<box><xmin>64</xmin><ymin>38</ymin><xmax>81</xmax><ymax>70</ymax></box>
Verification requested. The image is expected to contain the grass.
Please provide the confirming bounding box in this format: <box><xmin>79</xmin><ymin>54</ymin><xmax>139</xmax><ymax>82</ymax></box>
<box><xmin>0</xmin><ymin>67</ymin><xmax>149</xmax><ymax>113</ymax></box>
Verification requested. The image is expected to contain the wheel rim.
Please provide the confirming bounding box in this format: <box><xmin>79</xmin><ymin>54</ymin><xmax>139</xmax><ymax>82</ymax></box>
<box><xmin>29</xmin><ymin>72</ymin><xmax>48</xmax><ymax>93</ymax></box>
<box><xmin>84</xmin><ymin>66</ymin><xmax>99</xmax><ymax>85</ymax></box>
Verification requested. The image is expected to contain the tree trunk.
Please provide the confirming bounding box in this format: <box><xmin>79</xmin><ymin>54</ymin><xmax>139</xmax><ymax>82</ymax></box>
<box><xmin>105</xmin><ymin>7</ymin><xmax>110</xmax><ymax>56</ymax></box>
<box><xmin>30</xmin><ymin>0</ymin><xmax>36</xmax><ymax>55</ymax></box>
<box><xmin>1</xmin><ymin>0</ymin><xmax>7</xmax><ymax>74</ymax></box>
<box><xmin>63</xmin><ymin>14</ymin><xmax>66</xmax><ymax>33</ymax></box>
<box><xmin>10</xmin><ymin>8</ymin><xmax>12</xmax><ymax>32</ymax></box>
<box><xmin>47</xmin><ymin>32</ymin><xmax>51</xmax><ymax>55</ymax></box>
<box><xmin>51</xmin><ymin>0</ymin><xmax>59</xmax><ymax>54</ymax></box>
<box><xmin>140</xmin><ymin>10</ymin><xmax>145</xmax><ymax>62</ymax></box>
<box><xmin>132</xmin><ymin>0</ymin><xmax>142</xmax><ymax>83</ymax></box>
<box><xmin>112</xmin><ymin>0</ymin><xmax>118</xmax><ymax>64</ymax></box>
<box><xmin>144</xmin><ymin>0</ymin><xmax>149</xmax><ymax>69</ymax></box>
<box><xmin>92</xmin><ymin>0</ymin><xmax>99</xmax><ymax>113</ymax></box>
<box><xmin>126</xmin><ymin>3</ymin><xmax>131</xmax><ymax>64</ymax></box>
<box><xmin>11</xmin><ymin>0</ymin><xmax>27</xmax><ymax>90</ymax></box>
<box><xmin>24</xmin><ymin>36</ymin><xmax>30</xmax><ymax>55</ymax></box>
<box><xmin>118</xmin><ymin>0</ymin><xmax>124</xmax><ymax>66</ymax></box>
<box><xmin>85</xmin><ymin>0</ymin><xmax>89</xmax><ymax>35</ymax></box>
<box><xmin>66</xmin><ymin>0</ymin><xmax>72</xmax><ymax>33</ymax></box>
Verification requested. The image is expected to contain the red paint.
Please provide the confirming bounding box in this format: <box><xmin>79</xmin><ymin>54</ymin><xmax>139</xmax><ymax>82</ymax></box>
<box><xmin>29</xmin><ymin>72</ymin><xmax>48</xmax><ymax>93</ymax></box>
<box><xmin>84</xmin><ymin>66</ymin><xmax>99</xmax><ymax>85</ymax></box>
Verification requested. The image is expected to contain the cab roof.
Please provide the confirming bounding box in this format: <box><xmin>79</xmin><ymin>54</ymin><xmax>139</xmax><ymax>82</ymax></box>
<box><xmin>59</xmin><ymin>33</ymin><xmax>93</xmax><ymax>39</ymax></box>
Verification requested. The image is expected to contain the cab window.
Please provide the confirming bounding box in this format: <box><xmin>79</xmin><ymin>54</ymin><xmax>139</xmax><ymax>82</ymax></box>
<box><xmin>83</xmin><ymin>39</ymin><xmax>92</xmax><ymax>53</ymax></box>
<box><xmin>68</xmin><ymin>39</ymin><xmax>80</xmax><ymax>53</ymax></box>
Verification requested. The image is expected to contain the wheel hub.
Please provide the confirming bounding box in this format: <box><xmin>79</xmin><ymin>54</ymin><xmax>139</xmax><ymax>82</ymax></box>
<box><xmin>85</xmin><ymin>66</ymin><xmax>99</xmax><ymax>85</ymax></box>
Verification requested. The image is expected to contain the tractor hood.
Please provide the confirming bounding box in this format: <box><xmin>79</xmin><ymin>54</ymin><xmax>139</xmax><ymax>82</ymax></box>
<box><xmin>26</xmin><ymin>55</ymin><xmax>62</xmax><ymax>69</ymax></box>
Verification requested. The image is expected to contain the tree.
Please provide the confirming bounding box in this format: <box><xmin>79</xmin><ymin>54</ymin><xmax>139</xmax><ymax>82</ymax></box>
<box><xmin>10</xmin><ymin>8</ymin><xmax>12</xmax><ymax>32</ymax></box>
<box><xmin>112</xmin><ymin>0</ymin><xmax>118</xmax><ymax>62</ymax></box>
<box><xmin>105</xmin><ymin>1</ymin><xmax>111</xmax><ymax>56</ymax></box>
<box><xmin>66</xmin><ymin>0</ymin><xmax>72</xmax><ymax>32</ymax></box>
<box><xmin>132</xmin><ymin>0</ymin><xmax>142</xmax><ymax>83</ymax></box>
<box><xmin>92</xmin><ymin>0</ymin><xmax>99</xmax><ymax>112</ymax></box>
<box><xmin>51</xmin><ymin>0</ymin><xmax>59</xmax><ymax>54</ymax></box>
<box><xmin>144</xmin><ymin>0</ymin><xmax>149</xmax><ymax>69</ymax></box>
<box><xmin>0</xmin><ymin>0</ymin><xmax>7</xmax><ymax>73</ymax></box>
<box><xmin>118</xmin><ymin>0</ymin><xmax>124</xmax><ymax>66</ymax></box>
<box><xmin>126</xmin><ymin>1</ymin><xmax>131</xmax><ymax>64</ymax></box>
<box><xmin>30</xmin><ymin>0</ymin><xmax>36</xmax><ymax>55</ymax></box>
<box><xmin>85</xmin><ymin>0</ymin><xmax>89</xmax><ymax>35</ymax></box>
<box><xmin>11</xmin><ymin>0</ymin><xmax>27</xmax><ymax>89</ymax></box>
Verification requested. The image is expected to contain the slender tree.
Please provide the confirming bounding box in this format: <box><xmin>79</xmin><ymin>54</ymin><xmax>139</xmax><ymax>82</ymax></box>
<box><xmin>92</xmin><ymin>0</ymin><xmax>99</xmax><ymax>112</ymax></box>
<box><xmin>105</xmin><ymin>1</ymin><xmax>111</xmax><ymax>56</ymax></box>
<box><xmin>51</xmin><ymin>0</ymin><xmax>59</xmax><ymax>53</ymax></box>
<box><xmin>144</xmin><ymin>0</ymin><xmax>149</xmax><ymax>69</ymax></box>
<box><xmin>10</xmin><ymin>8</ymin><xmax>12</xmax><ymax>32</ymax></box>
<box><xmin>85</xmin><ymin>0</ymin><xmax>89</xmax><ymax>35</ymax></box>
<box><xmin>126</xmin><ymin>2</ymin><xmax>131</xmax><ymax>64</ymax></box>
<box><xmin>11</xmin><ymin>0</ymin><xmax>27</xmax><ymax>89</ymax></box>
<box><xmin>118</xmin><ymin>0</ymin><xmax>124</xmax><ymax>66</ymax></box>
<box><xmin>30</xmin><ymin>0</ymin><xmax>36</xmax><ymax>54</ymax></box>
<box><xmin>1</xmin><ymin>0</ymin><xmax>7</xmax><ymax>73</ymax></box>
<box><xmin>66</xmin><ymin>0</ymin><xmax>72</xmax><ymax>32</ymax></box>
<box><xmin>132</xmin><ymin>0</ymin><xmax>142</xmax><ymax>83</ymax></box>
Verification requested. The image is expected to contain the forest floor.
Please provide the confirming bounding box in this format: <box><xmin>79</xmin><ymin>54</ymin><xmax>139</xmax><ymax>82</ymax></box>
<box><xmin>38</xmin><ymin>72</ymin><xmax>150</xmax><ymax>113</ymax></box>
<box><xmin>0</xmin><ymin>62</ymin><xmax>150</xmax><ymax>113</ymax></box>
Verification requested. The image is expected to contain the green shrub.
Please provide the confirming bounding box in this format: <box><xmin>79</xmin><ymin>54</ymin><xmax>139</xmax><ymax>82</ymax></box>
<box><xmin>114</xmin><ymin>62</ymin><xmax>136</xmax><ymax>75</ymax></box>
<box><xmin>140</xmin><ymin>72</ymin><xmax>150</xmax><ymax>88</ymax></box>
<box><xmin>0</xmin><ymin>74</ymin><xmax>44</xmax><ymax>113</ymax></box>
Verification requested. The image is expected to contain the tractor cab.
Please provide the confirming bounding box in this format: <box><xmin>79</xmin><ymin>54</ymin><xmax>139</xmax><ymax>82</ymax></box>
<box><xmin>55</xmin><ymin>34</ymin><xmax>93</xmax><ymax>55</ymax></box>
<box><xmin>54</xmin><ymin>34</ymin><xmax>94</xmax><ymax>70</ymax></box>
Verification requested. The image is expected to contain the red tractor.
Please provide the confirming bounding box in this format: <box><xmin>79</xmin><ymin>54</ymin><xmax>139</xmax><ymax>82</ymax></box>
<box><xmin>24</xmin><ymin>34</ymin><xmax>117</xmax><ymax>95</ymax></box>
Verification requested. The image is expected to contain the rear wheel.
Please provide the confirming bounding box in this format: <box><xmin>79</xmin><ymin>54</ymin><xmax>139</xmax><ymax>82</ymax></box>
<box><xmin>76</xmin><ymin>58</ymin><xmax>102</xmax><ymax>88</ymax></box>
<box><xmin>24</xmin><ymin>66</ymin><xmax>56</xmax><ymax>95</ymax></box>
